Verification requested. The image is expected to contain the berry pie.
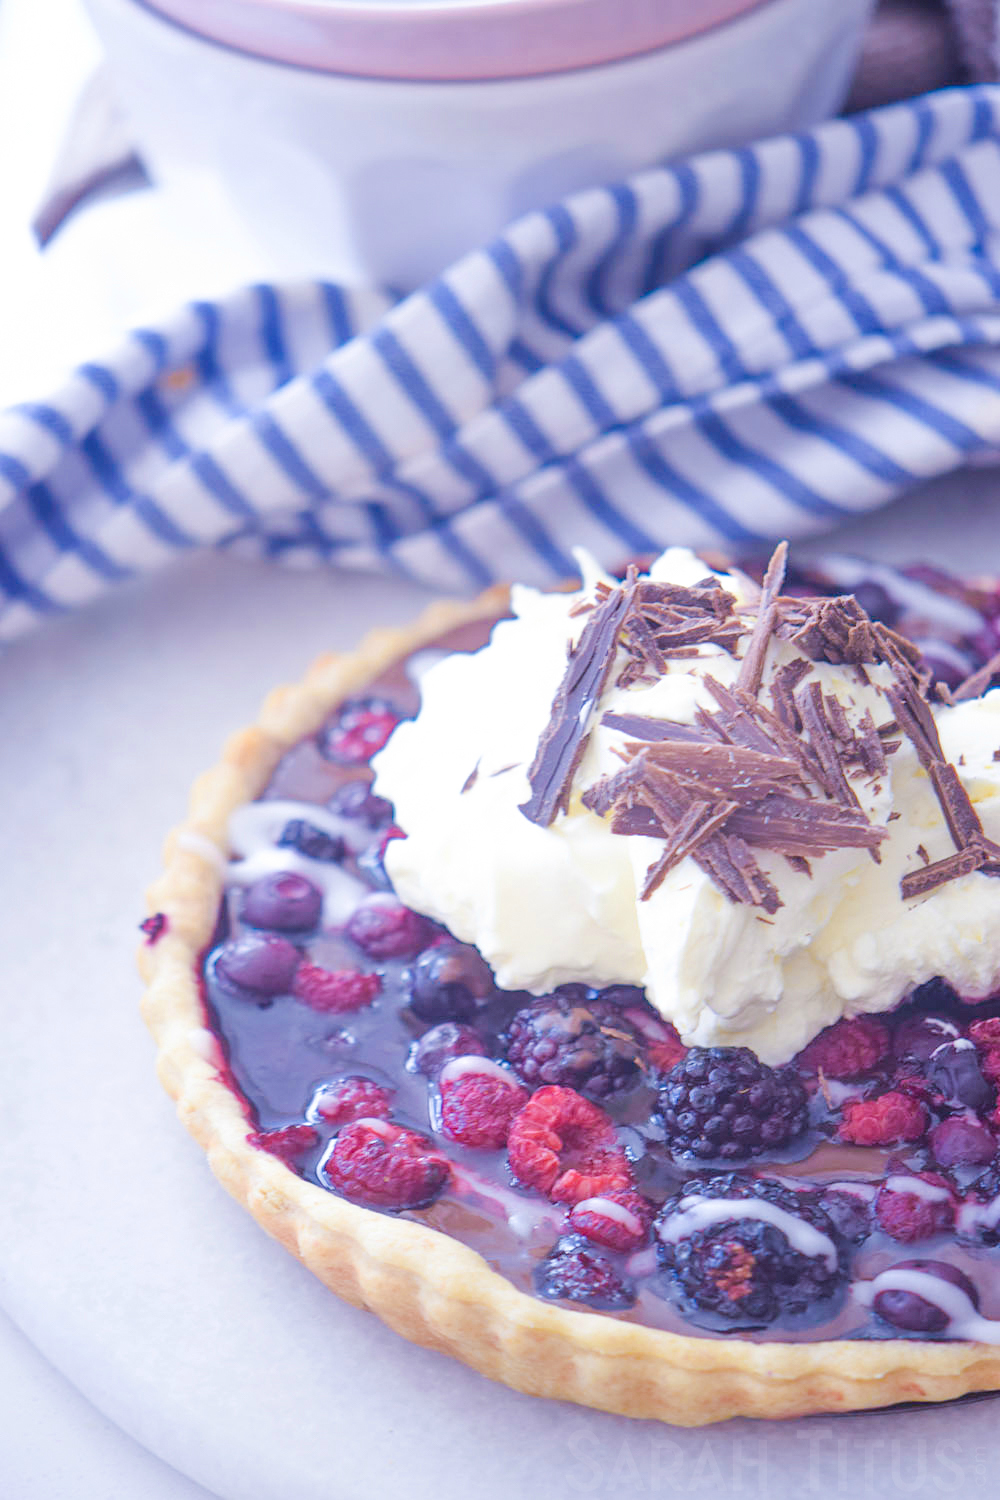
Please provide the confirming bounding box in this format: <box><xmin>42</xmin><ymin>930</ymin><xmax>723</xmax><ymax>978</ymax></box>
<box><xmin>140</xmin><ymin>545</ymin><xmax>1000</xmax><ymax>1424</ymax></box>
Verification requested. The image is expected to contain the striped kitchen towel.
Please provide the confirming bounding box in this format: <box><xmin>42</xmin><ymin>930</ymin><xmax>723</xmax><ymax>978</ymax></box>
<box><xmin>2</xmin><ymin>83</ymin><xmax>1000</xmax><ymax>642</ymax></box>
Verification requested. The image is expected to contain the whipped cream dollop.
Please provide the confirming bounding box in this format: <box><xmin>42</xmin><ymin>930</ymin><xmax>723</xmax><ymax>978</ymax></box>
<box><xmin>373</xmin><ymin>549</ymin><xmax>1000</xmax><ymax>1064</ymax></box>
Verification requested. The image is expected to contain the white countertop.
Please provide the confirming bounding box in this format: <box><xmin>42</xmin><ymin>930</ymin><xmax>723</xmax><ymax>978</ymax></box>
<box><xmin>6</xmin><ymin>1</ymin><xmax>1000</xmax><ymax>1490</ymax></box>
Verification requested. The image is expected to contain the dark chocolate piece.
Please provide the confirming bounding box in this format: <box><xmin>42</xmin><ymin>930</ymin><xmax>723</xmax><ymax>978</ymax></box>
<box><xmin>520</xmin><ymin>572</ymin><xmax>638</xmax><ymax>825</ymax></box>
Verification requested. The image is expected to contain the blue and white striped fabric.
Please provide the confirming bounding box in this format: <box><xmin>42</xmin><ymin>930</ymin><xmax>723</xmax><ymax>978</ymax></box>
<box><xmin>3</xmin><ymin>83</ymin><xmax>1000</xmax><ymax>642</ymax></box>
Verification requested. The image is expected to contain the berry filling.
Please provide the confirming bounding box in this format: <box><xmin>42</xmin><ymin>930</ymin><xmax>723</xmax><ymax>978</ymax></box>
<box><xmin>194</xmin><ymin>562</ymin><xmax>1000</xmax><ymax>1345</ymax></box>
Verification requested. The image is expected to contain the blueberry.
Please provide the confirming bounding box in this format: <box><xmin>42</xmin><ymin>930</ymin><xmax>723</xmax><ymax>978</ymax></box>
<box><xmin>873</xmin><ymin>1259</ymin><xmax>978</xmax><ymax>1334</ymax></box>
<box><xmin>927</xmin><ymin>1040</ymin><xmax>994</xmax><ymax>1112</ymax></box>
<box><xmin>277</xmin><ymin>819</ymin><xmax>346</xmax><ymax>863</ymax></box>
<box><xmin>407</xmin><ymin>1022</ymin><xmax>487</xmax><ymax>1077</ymax></box>
<box><xmin>930</xmin><ymin>1117</ymin><xmax>996</xmax><ymax>1168</ymax></box>
<box><xmin>327</xmin><ymin>780</ymin><xmax>393</xmax><ymax>829</ymax></box>
<box><xmin>408</xmin><ymin>941</ymin><xmax>494</xmax><ymax>1022</ymax></box>
<box><xmin>243</xmin><ymin>872</ymin><xmax>322</xmax><ymax>932</ymax></box>
<box><xmin>215</xmin><ymin>933</ymin><xmax>301</xmax><ymax>996</ymax></box>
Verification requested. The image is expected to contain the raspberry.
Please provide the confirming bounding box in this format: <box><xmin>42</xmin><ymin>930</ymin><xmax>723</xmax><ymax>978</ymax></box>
<box><xmin>838</xmin><ymin>1090</ymin><xmax>927</xmax><ymax>1146</ymax></box>
<box><xmin>969</xmin><ymin>1018</ymin><xmax>1000</xmax><ymax>1048</ymax></box>
<box><xmin>247</xmin><ymin>1124</ymin><xmax>319</xmax><ymax>1163</ymax></box>
<box><xmin>795</xmin><ymin>1017</ymin><xmax>890</xmax><ymax>1080</ymax></box>
<box><xmin>648</xmin><ymin>1029</ymin><xmax>688</xmax><ymax>1073</ymax></box>
<box><xmin>658</xmin><ymin>1047</ymin><xmax>807</xmax><ymax>1160</ymax></box>
<box><xmin>893</xmin><ymin>1072</ymin><xmax>940</xmax><ymax>1104</ymax></box>
<box><xmin>346</xmin><ymin>899</ymin><xmax>432</xmax><ymax>960</ymax></box>
<box><xmin>308</xmin><ymin>1077</ymin><xmax>393</xmax><ymax>1126</ymax></box>
<box><xmin>567</xmin><ymin>1188</ymin><xmax>653</xmax><ymax>1253</ymax></box>
<box><xmin>929</xmin><ymin>1117</ymin><xmax>996</xmax><ymax>1168</ymax></box>
<box><xmin>655</xmin><ymin>1175</ymin><xmax>844</xmax><ymax>1325</ymax></box>
<box><xmin>293</xmin><ymin>964</ymin><xmax>380</xmax><ymax>1013</ymax></box>
<box><xmin>505</xmin><ymin>991</ymin><xmax>646</xmax><ymax>1099</ymax></box>
<box><xmin>321</xmin><ymin>698</ymin><xmax>400</xmax><ymax>765</ymax></box>
<box><xmin>617</xmin><ymin>997</ymin><xmax>688</xmax><ymax>1072</ymax></box>
<box><xmin>981</xmin><ymin>1049</ymin><xmax>1000</xmax><ymax>1083</ymax></box>
<box><xmin>322</xmin><ymin>1120</ymin><xmax>449</xmax><ymax>1210</ymax></box>
<box><xmin>875</xmin><ymin>1172</ymin><xmax>955</xmax><ymax>1242</ymax></box>
<box><xmin>439</xmin><ymin>1062</ymin><xmax>529</xmax><ymax>1150</ymax></box>
<box><xmin>139</xmin><ymin>912</ymin><xmax>168</xmax><ymax>944</ymax></box>
<box><xmin>507</xmin><ymin>1086</ymin><xmax>631</xmax><ymax>1205</ymax></box>
<box><xmin>534</xmin><ymin>1236</ymin><xmax>636</xmax><ymax>1309</ymax></box>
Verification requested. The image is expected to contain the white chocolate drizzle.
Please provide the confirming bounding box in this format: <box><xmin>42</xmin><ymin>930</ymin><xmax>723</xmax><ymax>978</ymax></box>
<box><xmin>958</xmin><ymin>1194</ymin><xmax>1000</xmax><ymax>1234</ymax></box>
<box><xmin>572</xmin><ymin>1196</ymin><xmax>643</xmax><ymax>1235</ymax></box>
<box><xmin>439</xmin><ymin>1056</ymin><xmax>523</xmax><ymax>1089</ymax></box>
<box><xmin>883</xmin><ymin>1175</ymin><xmax>953</xmax><ymax>1203</ymax></box>
<box><xmin>855</xmin><ymin>1267</ymin><xmax>1000</xmax><ymax>1342</ymax></box>
<box><xmin>658</xmin><ymin>1195</ymin><xmax>838</xmax><ymax>1269</ymax></box>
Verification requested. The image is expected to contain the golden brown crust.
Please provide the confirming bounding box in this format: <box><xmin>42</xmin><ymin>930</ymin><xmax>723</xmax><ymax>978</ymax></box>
<box><xmin>141</xmin><ymin>586</ymin><xmax>1000</xmax><ymax>1426</ymax></box>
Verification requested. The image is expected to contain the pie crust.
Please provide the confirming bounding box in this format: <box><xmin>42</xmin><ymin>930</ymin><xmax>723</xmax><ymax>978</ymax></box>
<box><xmin>140</xmin><ymin>586</ymin><xmax>1000</xmax><ymax>1425</ymax></box>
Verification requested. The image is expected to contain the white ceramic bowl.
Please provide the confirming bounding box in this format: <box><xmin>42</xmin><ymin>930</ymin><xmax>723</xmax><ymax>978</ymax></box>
<box><xmin>84</xmin><ymin>0</ymin><xmax>875</xmax><ymax>288</ymax></box>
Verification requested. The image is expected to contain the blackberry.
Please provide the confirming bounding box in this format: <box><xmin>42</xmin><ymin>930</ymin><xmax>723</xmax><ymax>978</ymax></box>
<box><xmin>655</xmin><ymin>1174</ymin><xmax>844</xmax><ymax>1325</ymax></box>
<box><xmin>534</xmin><ymin>1235</ymin><xmax>636</xmax><ymax>1310</ymax></box>
<box><xmin>278</xmin><ymin>819</ymin><xmax>346</xmax><ymax>863</ymax></box>
<box><xmin>504</xmin><ymin>989</ymin><xmax>646</xmax><ymax>1100</ymax></box>
<box><xmin>658</xmin><ymin>1047</ymin><xmax>807</xmax><ymax>1160</ymax></box>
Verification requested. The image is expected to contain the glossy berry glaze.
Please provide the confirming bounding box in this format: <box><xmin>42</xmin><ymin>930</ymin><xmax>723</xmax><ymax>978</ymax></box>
<box><xmin>197</xmin><ymin>560</ymin><xmax>1000</xmax><ymax>1345</ymax></box>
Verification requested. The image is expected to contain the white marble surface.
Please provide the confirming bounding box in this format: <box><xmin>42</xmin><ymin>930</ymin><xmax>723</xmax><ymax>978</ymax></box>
<box><xmin>4</xmin><ymin>470</ymin><xmax>1000</xmax><ymax>1498</ymax></box>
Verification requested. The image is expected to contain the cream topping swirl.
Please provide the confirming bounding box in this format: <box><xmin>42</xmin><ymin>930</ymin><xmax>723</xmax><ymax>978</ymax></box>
<box><xmin>373</xmin><ymin>549</ymin><xmax>1000</xmax><ymax>1064</ymax></box>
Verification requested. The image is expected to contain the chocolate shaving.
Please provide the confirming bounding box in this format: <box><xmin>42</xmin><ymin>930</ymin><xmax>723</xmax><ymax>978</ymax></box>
<box><xmin>600</xmin><ymin>711</ymin><xmax>710</xmax><ymax>744</ymax></box>
<box><xmin>902</xmin><ymin>846</ymin><xmax>989</xmax><ymax>899</ymax></box>
<box><xmin>951</xmin><ymin>645</ymin><xmax>1000</xmax><ymax>703</ymax></box>
<box><xmin>796</xmin><ymin>680</ymin><xmax>860</xmax><ymax>810</ymax></box>
<box><xmin>930</xmin><ymin>761</ymin><xmax>984</xmax><ymax>849</ymax></box>
<box><xmin>525</xmin><ymin>541</ymin><xmax>997</xmax><ymax>911</ymax></box>
<box><xmin>520</xmin><ymin>572</ymin><xmax>638</xmax><ymax>825</ymax></box>
<box><xmin>770</xmin><ymin>659</ymin><xmax>811</xmax><ymax>732</ymax></box>
<box><xmin>736</xmin><ymin>541</ymin><xmax>787</xmax><ymax>697</ymax></box>
<box><xmin>855</xmin><ymin>709</ymin><xmax>888</xmax><ymax>777</ymax></box>
<box><xmin>460</xmin><ymin>762</ymin><xmax>480</xmax><ymax>794</ymax></box>
<box><xmin>640</xmin><ymin>795</ymin><xmax>739</xmax><ymax>898</ymax></box>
